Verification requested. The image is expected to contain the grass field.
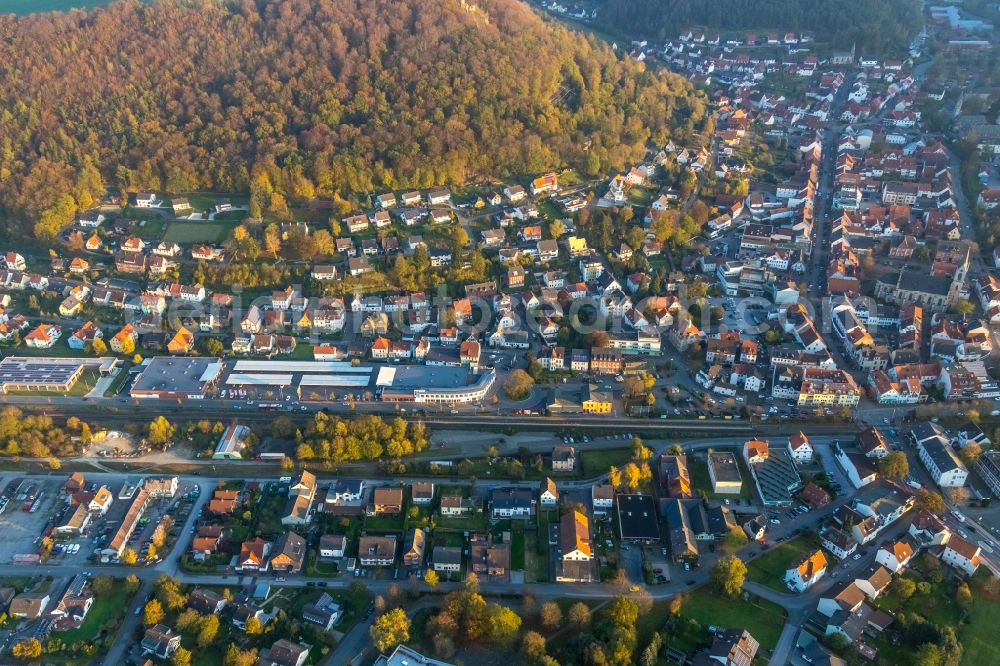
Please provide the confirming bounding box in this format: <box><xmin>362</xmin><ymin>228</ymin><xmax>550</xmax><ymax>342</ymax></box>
<box><xmin>746</xmin><ymin>533</ymin><xmax>822</xmax><ymax>592</ymax></box>
<box><xmin>52</xmin><ymin>585</ymin><xmax>130</xmax><ymax>644</ymax></box>
<box><xmin>0</xmin><ymin>0</ymin><xmax>111</xmax><ymax>14</ymax></box>
<box><xmin>579</xmin><ymin>448</ymin><xmax>634</xmax><ymax>476</ymax></box>
<box><xmin>963</xmin><ymin>571</ymin><xmax>1000</xmax><ymax>665</ymax></box>
<box><xmin>637</xmin><ymin>588</ymin><xmax>786</xmax><ymax>654</ymax></box>
<box><xmin>163</xmin><ymin>221</ymin><xmax>235</xmax><ymax>244</ymax></box>
<box><xmin>871</xmin><ymin>568</ymin><xmax>1000</xmax><ymax>666</ymax></box>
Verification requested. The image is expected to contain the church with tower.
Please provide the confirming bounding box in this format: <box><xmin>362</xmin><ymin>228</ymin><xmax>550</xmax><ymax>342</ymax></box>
<box><xmin>874</xmin><ymin>242</ymin><xmax>969</xmax><ymax>310</ymax></box>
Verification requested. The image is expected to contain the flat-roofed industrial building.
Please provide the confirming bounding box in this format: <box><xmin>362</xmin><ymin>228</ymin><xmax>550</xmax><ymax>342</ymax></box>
<box><xmin>130</xmin><ymin>357</ymin><xmax>223</xmax><ymax>399</ymax></box>
<box><xmin>0</xmin><ymin>356</ymin><xmax>116</xmax><ymax>394</ymax></box>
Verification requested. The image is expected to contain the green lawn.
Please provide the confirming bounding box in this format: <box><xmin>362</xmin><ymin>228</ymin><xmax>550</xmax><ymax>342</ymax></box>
<box><xmin>163</xmin><ymin>221</ymin><xmax>236</xmax><ymax>244</ymax></box>
<box><xmin>364</xmin><ymin>512</ymin><xmax>405</xmax><ymax>532</ymax></box>
<box><xmin>871</xmin><ymin>568</ymin><xmax>1000</xmax><ymax>665</ymax></box>
<box><xmin>436</xmin><ymin>512</ymin><xmax>488</xmax><ymax>532</ymax></box>
<box><xmin>746</xmin><ymin>533</ymin><xmax>823</xmax><ymax>592</ymax></box>
<box><xmin>580</xmin><ymin>448</ymin><xmax>634</xmax><ymax>476</ymax></box>
<box><xmin>252</xmin><ymin>489</ymin><xmax>289</xmax><ymax>537</ymax></box>
<box><xmin>183</xmin><ymin>193</ymin><xmax>239</xmax><ymax>212</ymax></box>
<box><xmin>510</xmin><ymin>524</ymin><xmax>526</xmax><ymax>570</ymax></box>
<box><xmin>52</xmin><ymin>586</ymin><xmax>131</xmax><ymax>644</ymax></box>
<box><xmin>1</xmin><ymin>344</ymin><xmax>89</xmax><ymax>360</ymax></box>
<box><xmin>129</xmin><ymin>217</ymin><xmax>166</xmax><ymax>240</ymax></box>
<box><xmin>305</xmin><ymin>552</ymin><xmax>340</xmax><ymax>578</ymax></box>
<box><xmin>642</xmin><ymin>588</ymin><xmax>786</xmax><ymax>653</ymax></box>
<box><xmin>963</xmin><ymin>571</ymin><xmax>1000</xmax><ymax>665</ymax></box>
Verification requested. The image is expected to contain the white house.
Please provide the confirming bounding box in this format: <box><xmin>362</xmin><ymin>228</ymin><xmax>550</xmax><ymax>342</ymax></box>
<box><xmin>592</xmin><ymin>484</ymin><xmax>614</xmax><ymax>513</ymax></box>
<box><xmin>942</xmin><ymin>536</ymin><xmax>982</xmax><ymax>576</ymax></box>
<box><xmin>135</xmin><ymin>192</ymin><xmax>158</xmax><ymax>208</ymax></box>
<box><xmin>783</xmin><ymin>550</ymin><xmax>828</xmax><ymax>592</ymax></box>
<box><xmin>915</xmin><ymin>429</ymin><xmax>968</xmax><ymax>488</ymax></box>
<box><xmin>491</xmin><ymin>488</ymin><xmax>533</xmax><ymax>519</ymax></box>
<box><xmin>318</xmin><ymin>534</ymin><xmax>347</xmax><ymax>559</ymax></box>
<box><xmin>787</xmin><ymin>432</ymin><xmax>813</xmax><ymax>463</ymax></box>
<box><xmin>540</xmin><ymin>478</ymin><xmax>558</xmax><ymax>509</ymax></box>
<box><xmin>875</xmin><ymin>537</ymin><xmax>915</xmax><ymax>573</ymax></box>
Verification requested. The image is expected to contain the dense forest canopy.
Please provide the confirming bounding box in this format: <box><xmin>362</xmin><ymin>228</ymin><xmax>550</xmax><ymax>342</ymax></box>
<box><xmin>597</xmin><ymin>0</ymin><xmax>923</xmax><ymax>53</ymax></box>
<box><xmin>0</xmin><ymin>0</ymin><xmax>707</xmax><ymax>238</ymax></box>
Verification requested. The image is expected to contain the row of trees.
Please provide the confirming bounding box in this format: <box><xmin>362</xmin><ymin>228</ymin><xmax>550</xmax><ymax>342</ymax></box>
<box><xmin>0</xmin><ymin>407</ymin><xmax>91</xmax><ymax>458</ymax></box>
<box><xmin>296</xmin><ymin>413</ymin><xmax>429</xmax><ymax>462</ymax></box>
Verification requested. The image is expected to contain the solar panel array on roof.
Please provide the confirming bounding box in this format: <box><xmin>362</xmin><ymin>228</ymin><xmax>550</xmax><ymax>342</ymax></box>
<box><xmin>0</xmin><ymin>357</ymin><xmax>89</xmax><ymax>391</ymax></box>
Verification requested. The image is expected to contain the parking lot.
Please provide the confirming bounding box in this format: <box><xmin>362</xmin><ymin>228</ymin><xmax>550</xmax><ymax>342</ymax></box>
<box><xmin>645</xmin><ymin>545</ymin><xmax>673</xmax><ymax>584</ymax></box>
<box><xmin>0</xmin><ymin>473</ymin><xmax>198</xmax><ymax>567</ymax></box>
<box><xmin>0</xmin><ymin>475</ymin><xmax>66</xmax><ymax>563</ymax></box>
<box><xmin>618</xmin><ymin>543</ymin><xmax>644</xmax><ymax>582</ymax></box>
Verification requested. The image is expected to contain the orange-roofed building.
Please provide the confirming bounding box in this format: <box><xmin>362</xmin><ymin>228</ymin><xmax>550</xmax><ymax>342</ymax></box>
<box><xmin>238</xmin><ymin>537</ymin><xmax>270</xmax><ymax>572</ymax></box>
<box><xmin>875</xmin><ymin>537</ymin><xmax>915</xmax><ymax>573</ymax></box>
<box><xmin>744</xmin><ymin>439</ymin><xmax>769</xmax><ymax>464</ymax></box>
<box><xmin>788</xmin><ymin>431</ymin><xmax>813</xmax><ymax>463</ymax></box>
<box><xmin>784</xmin><ymin>549</ymin><xmax>828</xmax><ymax>592</ymax></box>
<box><xmin>559</xmin><ymin>510</ymin><xmax>592</xmax><ymax>561</ymax></box>
<box><xmin>166</xmin><ymin>326</ymin><xmax>194</xmax><ymax>354</ymax></box>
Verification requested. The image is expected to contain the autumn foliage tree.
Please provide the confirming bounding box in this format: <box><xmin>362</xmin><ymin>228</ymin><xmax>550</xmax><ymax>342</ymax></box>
<box><xmin>370</xmin><ymin>608</ymin><xmax>411</xmax><ymax>653</ymax></box>
<box><xmin>710</xmin><ymin>555</ymin><xmax>748</xmax><ymax>598</ymax></box>
<box><xmin>0</xmin><ymin>0</ymin><xmax>705</xmax><ymax>240</ymax></box>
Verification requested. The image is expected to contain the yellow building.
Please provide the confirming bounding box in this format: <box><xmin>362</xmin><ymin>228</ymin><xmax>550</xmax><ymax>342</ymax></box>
<box><xmin>582</xmin><ymin>384</ymin><xmax>612</xmax><ymax>414</ymax></box>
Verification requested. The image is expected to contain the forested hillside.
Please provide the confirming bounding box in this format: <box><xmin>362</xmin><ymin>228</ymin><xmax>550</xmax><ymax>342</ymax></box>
<box><xmin>0</xmin><ymin>0</ymin><xmax>707</xmax><ymax>239</ymax></box>
<box><xmin>598</xmin><ymin>0</ymin><xmax>922</xmax><ymax>52</ymax></box>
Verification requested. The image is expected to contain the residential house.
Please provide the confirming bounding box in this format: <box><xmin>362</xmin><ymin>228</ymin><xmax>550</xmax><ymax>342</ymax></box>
<box><xmin>260</xmin><ymin>639</ymin><xmax>310</xmax><ymax>666</ymax></box>
<box><xmin>552</xmin><ymin>446</ymin><xmax>576</xmax><ymax>472</ymax></box>
<box><xmin>270</xmin><ymin>532</ymin><xmax>306</xmax><ymax>574</ymax></box>
<box><xmin>704</xmin><ymin>629</ymin><xmax>760</xmax><ymax>666</ymax></box>
<box><xmin>188</xmin><ymin>589</ymin><xmax>226</xmax><ymax>615</ymax></box>
<box><xmin>540</xmin><ymin>478</ymin><xmax>558</xmax><ymax>508</ymax></box>
<box><xmin>440</xmin><ymin>495</ymin><xmax>477</xmax><ymax>517</ymax></box>
<box><xmin>318</xmin><ymin>534</ymin><xmax>347</xmax><ymax>559</ymax></box>
<box><xmin>788</xmin><ymin>432</ymin><xmax>814</xmax><ymax>463</ymax></box>
<box><xmin>469</xmin><ymin>534</ymin><xmax>511</xmax><ymax>581</ymax></box>
<box><xmin>141</xmin><ymin>624</ymin><xmax>181</xmax><ymax>659</ymax></box>
<box><xmin>166</xmin><ymin>326</ymin><xmax>195</xmax><ymax>354</ymax></box>
<box><xmin>9</xmin><ymin>592</ymin><xmax>49</xmax><ymax>619</ymax></box>
<box><xmin>358</xmin><ymin>535</ymin><xmax>397</xmax><ymax>567</ymax></box>
<box><xmin>660</xmin><ymin>455</ymin><xmax>692</xmax><ymax>498</ymax></box>
<box><xmin>110</xmin><ymin>324</ymin><xmax>138</xmax><ymax>353</ymax></box>
<box><xmin>302</xmin><ymin>593</ymin><xmax>343</xmax><ymax>630</ymax></box>
<box><xmin>238</xmin><ymin>537</ymin><xmax>271</xmax><ymax>572</ymax></box>
<box><xmin>875</xmin><ymin>537</ymin><xmax>915</xmax><ymax>573</ymax></box>
<box><xmin>24</xmin><ymin>323</ymin><xmax>61</xmax><ymax>348</ymax></box>
<box><xmin>912</xmin><ymin>423</ymin><xmax>968</xmax><ymax>488</ymax></box>
<box><xmin>371</xmin><ymin>487</ymin><xmax>403</xmax><ymax>515</ymax></box>
<box><xmin>403</xmin><ymin>528</ymin><xmax>427</xmax><ymax>568</ymax></box>
<box><xmin>433</xmin><ymin>546</ymin><xmax>462</xmax><ymax>574</ymax></box>
<box><xmin>491</xmin><ymin>488</ymin><xmax>533</xmax><ymax>519</ymax></box>
<box><xmin>942</xmin><ymin>536</ymin><xmax>982</xmax><ymax>576</ymax></box>
<box><xmin>411</xmin><ymin>482</ymin><xmax>434</xmax><ymax>505</ymax></box>
<box><xmin>857</xmin><ymin>427</ymin><xmax>890</xmax><ymax>459</ymax></box>
<box><xmin>784</xmin><ymin>549</ymin><xmax>828</xmax><ymax>592</ymax></box>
